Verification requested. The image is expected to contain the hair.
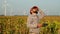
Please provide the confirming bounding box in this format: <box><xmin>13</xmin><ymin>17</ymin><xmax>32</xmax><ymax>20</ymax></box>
<box><xmin>30</xmin><ymin>6</ymin><xmax>39</xmax><ymax>14</ymax></box>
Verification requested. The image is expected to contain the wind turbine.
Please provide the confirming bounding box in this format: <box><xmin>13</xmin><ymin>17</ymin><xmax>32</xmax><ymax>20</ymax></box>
<box><xmin>4</xmin><ymin>0</ymin><xmax>7</xmax><ymax>16</ymax></box>
<box><xmin>24</xmin><ymin>10</ymin><xmax>27</xmax><ymax>15</ymax></box>
<box><xmin>3</xmin><ymin>0</ymin><xmax>13</xmax><ymax>16</ymax></box>
<box><xmin>44</xmin><ymin>9</ymin><xmax>48</xmax><ymax>15</ymax></box>
<box><xmin>10</xmin><ymin>7</ymin><xmax>13</xmax><ymax>16</ymax></box>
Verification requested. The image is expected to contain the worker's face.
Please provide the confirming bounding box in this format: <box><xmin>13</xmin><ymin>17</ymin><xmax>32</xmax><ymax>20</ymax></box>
<box><xmin>32</xmin><ymin>8</ymin><xmax>38</xmax><ymax>14</ymax></box>
<box><xmin>32</xmin><ymin>8</ymin><xmax>38</xmax><ymax>12</ymax></box>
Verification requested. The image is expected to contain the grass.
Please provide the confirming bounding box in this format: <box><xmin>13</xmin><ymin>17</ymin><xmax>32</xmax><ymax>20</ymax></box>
<box><xmin>0</xmin><ymin>16</ymin><xmax>60</xmax><ymax>34</ymax></box>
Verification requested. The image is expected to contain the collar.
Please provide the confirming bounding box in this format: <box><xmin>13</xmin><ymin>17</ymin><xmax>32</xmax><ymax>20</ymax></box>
<box><xmin>31</xmin><ymin>13</ymin><xmax>37</xmax><ymax>16</ymax></box>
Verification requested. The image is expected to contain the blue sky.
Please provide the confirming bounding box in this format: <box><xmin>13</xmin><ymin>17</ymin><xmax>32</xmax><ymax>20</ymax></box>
<box><xmin>0</xmin><ymin>0</ymin><xmax>60</xmax><ymax>15</ymax></box>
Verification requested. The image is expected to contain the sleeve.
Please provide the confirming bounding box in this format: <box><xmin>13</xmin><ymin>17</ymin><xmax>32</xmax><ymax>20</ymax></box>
<box><xmin>39</xmin><ymin>11</ymin><xmax>45</xmax><ymax>20</ymax></box>
<box><xmin>27</xmin><ymin>16</ymin><xmax>33</xmax><ymax>28</ymax></box>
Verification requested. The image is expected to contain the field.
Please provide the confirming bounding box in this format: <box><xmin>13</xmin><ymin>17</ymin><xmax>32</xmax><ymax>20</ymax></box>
<box><xmin>0</xmin><ymin>16</ymin><xmax>60</xmax><ymax>34</ymax></box>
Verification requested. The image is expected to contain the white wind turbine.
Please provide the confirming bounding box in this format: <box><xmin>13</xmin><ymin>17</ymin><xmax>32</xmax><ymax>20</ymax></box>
<box><xmin>3</xmin><ymin>0</ymin><xmax>7</xmax><ymax>16</ymax></box>
<box><xmin>44</xmin><ymin>9</ymin><xmax>49</xmax><ymax>15</ymax></box>
<box><xmin>3</xmin><ymin>0</ymin><xmax>13</xmax><ymax>16</ymax></box>
<box><xmin>10</xmin><ymin>7</ymin><xmax>14</xmax><ymax>16</ymax></box>
<box><xmin>24</xmin><ymin>10</ymin><xmax>27</xmax><ymax>15</ymax></box>
<box><xmin>2</xmin><ymin>0</ymin><xmax>8</xmax><ymax>16</ymax></box>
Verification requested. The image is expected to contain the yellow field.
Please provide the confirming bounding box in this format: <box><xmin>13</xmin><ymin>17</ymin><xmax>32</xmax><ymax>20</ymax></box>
<box><xmin>0</xmin><ymin>16</ymin><xmax>60</xmax><ymax>34</ymax></box>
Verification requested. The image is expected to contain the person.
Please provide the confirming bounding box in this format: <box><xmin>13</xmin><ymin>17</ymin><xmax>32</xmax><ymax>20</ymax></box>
<box><xmin>27</xmin><ymin>6</ymin><xmax>45</xmax><ymax>34</ymax></box>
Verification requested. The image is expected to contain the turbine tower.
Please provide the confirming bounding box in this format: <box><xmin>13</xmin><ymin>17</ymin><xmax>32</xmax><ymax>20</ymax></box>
<box><xmin>4</xmin><ymin>0</ymin><xmax>7</xmax><ymax>16</ymax></box>
<box><xmin>44</xmin><ymin>9</ymin><xmax>48</xmax><ymax>15</ymax></box>
<box><xmin>2</xmin><ymin>0</ymin><xmax>13</xmax><ymax>16</ymax></box>
<box><xmin>24</xmin><ymin>10</ymin><xmax>27</xmax><ymax>15</ymax></box>
<box><xmin>10</xmin><ymin>7</ymin><xmax>13</xmax><ymax>16</ymax></box>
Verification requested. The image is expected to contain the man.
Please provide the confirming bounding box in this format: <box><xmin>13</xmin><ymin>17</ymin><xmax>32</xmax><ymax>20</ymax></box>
<box><xmin>27</xmin><ymin>6</ymin><xmax>45</xmax><ymax>34</ymax></box>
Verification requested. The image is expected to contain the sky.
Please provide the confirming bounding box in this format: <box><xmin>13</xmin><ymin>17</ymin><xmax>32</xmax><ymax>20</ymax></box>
<box><xmin>0</xmin><ymin>0</ymin><xmax>60</xmax><ymax>16</ymax></box>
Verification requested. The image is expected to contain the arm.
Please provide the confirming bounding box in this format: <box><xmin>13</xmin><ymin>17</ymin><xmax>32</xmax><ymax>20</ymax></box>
<box><xmin>27</xmin><ymin>16</ymin><xmax>35</xmax><ymax>28</ymax></box>
<box><xmin>39</xmin><ymin>9</ymin><xmax>45</xmax><ymax>19</ymax></box>
<box><xmin>27</xmin><ymin>16</ymin><xmax>32</xmax><ymax>28</ymax></box>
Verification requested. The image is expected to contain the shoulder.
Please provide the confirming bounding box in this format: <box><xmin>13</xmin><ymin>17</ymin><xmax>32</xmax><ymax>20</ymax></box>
<box><xmin>27</xmin><ymin>15</ymin><xmax>32</xmax><ymax>19</ymax></box>
<box><xmin>28</xmin><ymin>14</ymin><xmax>33</xmax><ymax>17</ymax></box>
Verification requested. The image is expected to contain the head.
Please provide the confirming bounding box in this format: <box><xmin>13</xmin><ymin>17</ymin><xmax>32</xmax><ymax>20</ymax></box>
<box><xmin>30</xmin><ymin>6</ymin><xmax>39</xmax><ymax>14</ymax></box>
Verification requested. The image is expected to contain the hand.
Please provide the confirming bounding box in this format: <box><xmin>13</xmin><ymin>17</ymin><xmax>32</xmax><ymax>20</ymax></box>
<box><xmin>37</xmin><ymin>23</ymin><xmax>42</xmax><ymax>28</ymax></box>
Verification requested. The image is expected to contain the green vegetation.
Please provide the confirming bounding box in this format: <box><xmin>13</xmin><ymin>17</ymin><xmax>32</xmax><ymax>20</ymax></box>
<box><xmin>0</xmin><ymin>16</ymin><xmax>60</xmax><ymax>34</ymax></box>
